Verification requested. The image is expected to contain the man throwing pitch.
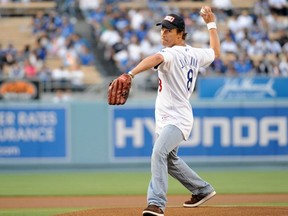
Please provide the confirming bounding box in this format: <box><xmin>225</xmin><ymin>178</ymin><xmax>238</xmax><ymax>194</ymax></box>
<box><xmin>108</xmin><ymin>5</ymin><xmax>220</xmax><ymax>216</ymax></box>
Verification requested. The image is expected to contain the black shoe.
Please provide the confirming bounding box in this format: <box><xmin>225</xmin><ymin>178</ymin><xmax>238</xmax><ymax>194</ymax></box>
<box><xmin>183</xmin><ymin>191</ymin><xmax>216</xmax><ymax>208</ymax></box>
<box><xmin>142</xmin><ymin>205</ymin><xmax>164</xmax><ymax>216</ymax></box>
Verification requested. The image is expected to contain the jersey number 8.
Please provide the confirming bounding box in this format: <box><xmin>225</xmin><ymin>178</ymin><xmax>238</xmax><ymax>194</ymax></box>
<box><xmin>187</xmin><ymin>69</ymin><xmax>194</xmax><ymax>91</ymax></box>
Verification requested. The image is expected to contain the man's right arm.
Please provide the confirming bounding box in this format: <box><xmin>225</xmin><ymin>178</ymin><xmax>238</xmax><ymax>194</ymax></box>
<box><xmin>200</xmin><ymin>6</ymin><xmax>221</xmax><ymax>58</ymax></box>
<box><xmin>129</xmin><ymin>53</ymin><xmax>164</xmax><ymax>77</ymax></box>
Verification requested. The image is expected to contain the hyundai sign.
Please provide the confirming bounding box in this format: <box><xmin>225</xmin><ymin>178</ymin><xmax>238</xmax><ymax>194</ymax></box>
<box><xmin>111</xmin><ymin>104</ymin><xmax>288</xmax><ymax>160</ymax></box>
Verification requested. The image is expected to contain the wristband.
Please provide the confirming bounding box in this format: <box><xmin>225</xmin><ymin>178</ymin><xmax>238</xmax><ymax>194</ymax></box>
<box><xmin>207</xmin><ymin>22</ymin><xmax>217</xmax><ymax>30</ymax></box>
<box><xmin>128</xmin><ymin>71</ymin><xmax>134</xmax><ymax>79</ymax></box>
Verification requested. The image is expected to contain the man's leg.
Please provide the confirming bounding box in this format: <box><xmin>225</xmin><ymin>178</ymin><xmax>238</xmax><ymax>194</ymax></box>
<box><xmin>168</xmin><ymin>149</ymin><xmax>214</xmax><ymax>195</ymax></box>
<box><xmin>146</xmin><ymin>125</ymin><xmax>183</xmax><ymax>210</ymax></box>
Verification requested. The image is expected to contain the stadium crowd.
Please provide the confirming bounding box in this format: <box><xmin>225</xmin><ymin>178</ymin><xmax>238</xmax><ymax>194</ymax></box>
<box><xmin>0</xmin><ymin>0</ymin><xmax>287</xmax><ymax>94</ymax></box>
<box><xmin>78</xmin><ymin>0</ymin><xmax>288</xmax><ymax>78</ymax></box>
<box><xmin>0</xmin><ymin>6</ymin><xmax>94</xmax><ymax>92</ymax></box>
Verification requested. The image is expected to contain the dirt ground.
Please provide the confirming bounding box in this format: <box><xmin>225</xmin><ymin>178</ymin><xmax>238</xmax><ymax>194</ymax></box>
<box><xmin>1</xmin><ymin>194</ymin><xmax>288</xmax><ymax>216</ymax></box>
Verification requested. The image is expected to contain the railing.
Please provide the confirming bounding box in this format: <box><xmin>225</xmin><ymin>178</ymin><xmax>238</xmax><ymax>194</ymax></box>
<box><xmin>0</xmin><ymin>1</ymin><xmax>56</xmax><ymax>16</ymax></box>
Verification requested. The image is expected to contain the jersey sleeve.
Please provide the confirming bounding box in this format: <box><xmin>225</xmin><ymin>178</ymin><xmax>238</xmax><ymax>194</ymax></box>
<box><xmin>158</xmin><ymin>48</ymin><xmax>173</xmax><ymax>62</ymax></box>
<box><xmin>196</xmin><ymin>48</ymin><xmax>215</xmax><ymax>68</ymax></box>
<box><xmin>154</xmin><ymin>48</ymin><xmax>174</xmax><ymax>72</ymax></box>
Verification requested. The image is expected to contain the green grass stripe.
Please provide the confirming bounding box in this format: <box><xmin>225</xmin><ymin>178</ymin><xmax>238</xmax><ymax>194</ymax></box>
<box><xmin>0</xmin><ymin>208</ymin><xmax>84</xmax><ymax>216</ymax></box>
<box><xmin>0</xmin><ymin>170</ymin><xmax>287</xmax><ymax>196</ymax></box>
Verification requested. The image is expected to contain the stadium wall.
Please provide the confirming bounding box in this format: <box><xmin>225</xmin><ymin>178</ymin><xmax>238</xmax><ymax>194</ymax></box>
<box><xmin>0</xmin><ymin>97</ymin><xmax>287</xmax><ymax>168</ymax></box>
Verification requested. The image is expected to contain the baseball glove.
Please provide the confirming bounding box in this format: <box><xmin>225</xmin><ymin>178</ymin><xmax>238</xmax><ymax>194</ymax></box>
<box><xmin>108</xmin><ymin>73</ymin><xmax>132</xmax><ymax>105</ymax></box>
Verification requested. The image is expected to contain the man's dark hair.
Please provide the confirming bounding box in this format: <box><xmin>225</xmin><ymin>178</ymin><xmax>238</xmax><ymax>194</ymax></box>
<box><xmin>177</xmin><ymin>29</ymin><xmax>187</xmax><ymax>40</ymax></box>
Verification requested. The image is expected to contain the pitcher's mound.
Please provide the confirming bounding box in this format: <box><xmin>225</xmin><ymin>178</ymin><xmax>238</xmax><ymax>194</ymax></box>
<box><xmin>57</xmin><ymin>206</ymin><xmax>288</xmax><ymax>216</ymax></box>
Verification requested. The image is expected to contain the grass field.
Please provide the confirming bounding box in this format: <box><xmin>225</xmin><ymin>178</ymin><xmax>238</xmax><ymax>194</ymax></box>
<box><xmin>0</xmin><ymin>170</ymin><xmax>287</xmax><ymax>216</ymax></box>
<box><xmin>1</xmin><ymin>170</ymin><xmax>288</xmax><ymax>196</ymax></box>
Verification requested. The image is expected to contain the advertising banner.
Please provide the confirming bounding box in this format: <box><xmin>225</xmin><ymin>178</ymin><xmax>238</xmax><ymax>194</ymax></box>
<box><xmin>111</xmin><ymin>104</ymin><xmax>288</xmax><ymax>160</ymax></box>
<box><xmin>198</xmin><ymin>77</ymin><xmax>288</xmax><ymax>99</ymax></box>
<box><xmin>0</xmin><ymin>106</ymin><xmax>69</xmax><ymax>160</ymax></box>
<box><xmin>0</xmin><ymin>79</ymin><xmax>41</xmax><ymax>100</ymax></box>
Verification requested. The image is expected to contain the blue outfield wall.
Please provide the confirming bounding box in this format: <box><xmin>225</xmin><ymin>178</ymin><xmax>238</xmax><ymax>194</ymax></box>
<box><xmin>0</xmin><ymin>101</ymin><xmax>110</xmax><ymax>165</ymax></box>
<box><xmin>0</xmin><ymin>99</ymin><xmax>287</xmax><ymax>166</ymax></box>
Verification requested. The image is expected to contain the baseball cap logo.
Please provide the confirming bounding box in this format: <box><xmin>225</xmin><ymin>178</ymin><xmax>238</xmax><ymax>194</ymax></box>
<box><xmin>164</xmin><ymin>15</ymin><xmax>175</xmax><ymax>23</ymax></box>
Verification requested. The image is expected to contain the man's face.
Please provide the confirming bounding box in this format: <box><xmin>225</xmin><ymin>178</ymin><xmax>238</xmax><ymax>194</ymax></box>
<box><xmin>161</xmin><ymin>27</ymin><xmax>182</xmax><ymax>47</ymax></box>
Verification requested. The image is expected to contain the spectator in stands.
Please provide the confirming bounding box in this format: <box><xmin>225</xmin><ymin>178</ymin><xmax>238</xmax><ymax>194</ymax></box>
<box><xmin>79</xmin><ymin>0</ymin><xmax>101</xmax><ymax>19</ymax></box>
<box><xmin>129</xmin><ymin>9</ymin><xmax>145</xmax><ymax>31</ymax></box>
<box><xmin>234</xmin><ymin>55</ymin><xmax>253</xmax><ymax>75</ymax></box>
<box><xmin>247</xmin><ymin>24</ymin><xmax>267</xmax><ymax>41</ymax></box>
<box><xmin>225</xmin><ymin>61</ymin><xmax>237</xmax><ymax>76</ymax></box>
<box><xmin>277</xmin><ymin>29</ymin><xmax>288</xmax><ymax>47</ymax></box>
<box><xmin>69</xmin><ymin>64</ymin><xmax>84</xmax><ymax>91</ymax></box>
<box><xmin>270</xmin><ymin>61</ymin><xmax>281</xmax><ymax>76</ymax></box>
<box><xmin>16</xmin><ymin>44</ymin><xmax>31</xmax><ymax>63</ymax></box>
<box><xmin>59</xmin><ymin>0</ymin><xmax>80</xmax><ymax>18</ymax></box>
<box><xmin>212</xmin><ymin>0</ymin><xmax>232</xmax><ymax>16</ymax></box>
<box><xmin>254</xmin><ymin>0</ymin><xmax>270</xmax><ymax>16</ymax></box>
<box><xmin>8</xmin><ymin>62</ymin><xmax>24</xmax><ymax>79</ymax></box>
<box><xmin>211</xmin><ymin>58</ymin><xmax>227</xmax><ymax>75</ymax></box>
<box><xmin>29</xmin><ymin>50</ymin><xmax>43</xmax><ymax>72</ymax></box>
<box><xmin>45</xmin><ymin>11</ymin><xmax>62</xmax><ymax>39</ymax></box>
<box><xmin>253</xmin><ymin>59</ymin><xmax>270</xmax><ymax>75</ymax></box>
<box><xmin>99</xmin><ymin>23</ymin><xmax>122</xmax><ymax>59</ymax></box>
<box><xmin>74</xmin><ymin>0</ymin><xmax>287</xmax><ymax>79</ymax></box>
<box><xmin>247</xmin><ymin>39</ymin><xmax>265</xmax><ymax>57</ymax></box>
<box><xmin>23</xmin><ymin>60</ymin><xmax>37</xmax><ymax>79</ymax></box>
<box><xmin>51</xmin><ymin>65</ymin><xmax>71</xmax><ymax>90</ymax></box>
<box><xmin>140</xmin><ymin>34</ymin><xmax>155</xmax><ymax>57</ymax></box>
<box><xmin>191</xmin><ymin>26</ymin><xmax>209</xmax><ymax>45</ymax></box>
<box><xmin>64</xmin><ymin>47</ymin><xmax>78</xmax><ymax>67</ymax></box>
<box><xmin>34</xmin><ymin>39</ymin><xmax>48</xmax><ymax>62</ymax></box>
<box><xmin>85</xmin><ymin>6</ymin><xmax>105</xmax><ymax>24</ymax></box>
<box><xmin>227</xmin><ymin>14</ymin><xmax>239</xmax><ymax>35</ymax></box>
<box><xmin>279</xmin><ymin>54</ymin><xmax>288</xmax><ymax>76</ymax></box>
<box><xmin>60</xmin><ymin>16</ymin><xmax>74</xmax><ymax>38</ymax></box>
<box><xmin>283</xmin><ymin>42</ymin><xmax>288</xmax><ymax>54</ymax></box>
<box><xmin>0</xmin><ymin>44</ymin><xmax>5</xmax><ymax>77</ymax></box>
<box><xmin>127</xmin><ymin>34</ymin><xmax>142</xmax><ymax>65</ymax></box>
<box><xmin>269</xmin><ymin>39</ymin><xmax>282</xmax><ymax>55</ymax></box>
<box><xmin>32</xmin><ymin>10</ymin><xmax>47</xmax><ymax>35</ymax></box>
<box><xmin>38</xmin><ymin>64</ymin><xmax>52</xmax><ymax>84</ymax></box>
<box><xmin>5</xmin><ymin>43</ymin><xmax>17</xmax><ymax>57</ymax></box>
<box><xmin>255</xmin><ymin>38</ymin><xmax>272</xmax><ymax>55</ymax></box>
<box><xmin>220</xmin><ymin>34</ymin><xmax>238</xmax><ymax>54</ymax></box>
<box><xmin>265</xmin><ymin>11</ymin><xmax>286</xmax><ymax>32</ymax></box>
<box><xmin>71</xmin><ymin>33</ymin><xmax>89</xmax><ymax>54</ymax></box>
<box><xmin>237</xmin><ymin>10</ymin><xmax>253</xmax><ymax>31</ymax></box>
<box><xmin>112</xmin><ymin>40</ymin><xmax>129</xmax><ymax>72</ymax></box>
<box><xmin>78</xmin><ymin>45</ymin><xmax>94</xmax><ymax>66</ymax></box>
<box><xmin>268</xmin><ymin>0</ymin><xmax>287</xmax><ymax>16</ymax></box>
<box><xmin>3</xmin><ymin>52</ymin><xmax>17</xmax><ymax>67</ymax></box>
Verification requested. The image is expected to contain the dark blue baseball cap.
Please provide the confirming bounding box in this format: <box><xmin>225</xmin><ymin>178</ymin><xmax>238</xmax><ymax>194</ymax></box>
<box><xmin>156</xmin><ymin>14</ymin><xmax>185</xmax><ymax>31</ymax></box>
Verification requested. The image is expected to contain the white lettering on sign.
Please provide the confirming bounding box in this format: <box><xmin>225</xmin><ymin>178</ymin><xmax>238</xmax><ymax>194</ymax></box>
<box><xmin>17</xmin><ymin>111</ymin><xmax>57</xmax><ymax>126</ymax></box>
<box><xmin>0</xmin><ymin>127</ymin><xmax>55</xmax><ymax>142</ymax></box>
<box><xmin>233</xmin><ymin>117</ymin><xmax>257</xmax><ymax>147</ymax></box>
<box><xmin>115</xmin><ymin>116</ymin><xmax>288</xmax><ymax>148</ymax></box>
<box><xmin>0</xmin><ymin>146</ymin><xmax>20</xmax><ymax>156</ymax></box>
<box><xmin>116</xmin><ymin>118</ymin><xmax>155</xmax><ymax>148</ymax></box>
<box><xmin>0</xmin><ymin>112</ymin><xmax>16</xmax><ymax>125</ymax></box>
<box><xmin>0</xmin><ymin>111</ymin><xmax>58</xmax><ymax>143</ymax></box>
<box><xmin>260</xmin><ymin>117</ymin><xmax>287</xmax><ymax>146</ymax></box>
<box><xmin>203</xmin><ymin>117</ymin><xmax>230</xmax><ymax>147</ymax></box>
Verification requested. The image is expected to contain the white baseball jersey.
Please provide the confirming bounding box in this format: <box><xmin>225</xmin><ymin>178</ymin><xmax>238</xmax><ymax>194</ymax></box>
<box><xmin>155</xmin><ymin>45</ymin><xmax>215</xmax><ymax>140</ymax></box>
